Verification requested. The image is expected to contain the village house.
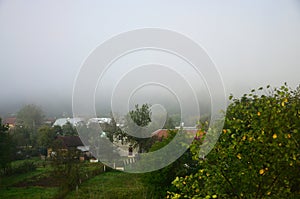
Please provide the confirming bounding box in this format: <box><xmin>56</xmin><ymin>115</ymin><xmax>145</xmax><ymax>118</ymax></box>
<box><xmin>3</xmin><ymin>117</ymin><xmax>16</xmax><ymax>129</ymax></box>
<box><xmin>151</xmin><ymin>128</ymin><xmax>201</xmax><ymax>141</ymax></box>
<box><xmin>48</xmin><ymin>135</ymin><xmax>90</xmax><ymax>161</ymax></box>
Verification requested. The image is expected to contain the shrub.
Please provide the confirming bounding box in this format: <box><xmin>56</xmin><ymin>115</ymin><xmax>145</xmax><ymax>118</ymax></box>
<box><xmin>168</xmin><ymin>84</ymin><xmax>300</xmax><ymax>198</ymax></box>
<box><xmin>1</xmin><ymin>160</ymin><xmax>36</xmax><ymax>176</ymax></box>
<box><xmin>142</xmin><ymin>130</ymin><xmax>200</xmax><ymax>198</ymax></box>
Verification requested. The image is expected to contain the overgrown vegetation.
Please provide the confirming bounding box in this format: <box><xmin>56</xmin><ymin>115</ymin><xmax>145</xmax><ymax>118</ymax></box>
<box><xmin>50</xmin><ymin>142</ymin><xmax>105</xmax><ymax>198</ymax></box>
<box><xmin>168</xmin><ymin>84</ymin><xmax>300</xmax><ymax>198</ymax></box>
<box><xmin>142</xmin><ymin>129</ymin><xmax>200</xmax><ymax>198</ymax></box>
<box><xmin>0</xmin><ymin>120</ymin><xmax>14</xmax><ymax>175</ymax></box>
<box><xmin>0</xmin><ymin>160</ymin><xmax>36</xmax><ymax>176</ymax></box>
<box><xmin>66</xmin><ymin>171</ymin><xmax>149</xmax><ymax>199</ymax></box>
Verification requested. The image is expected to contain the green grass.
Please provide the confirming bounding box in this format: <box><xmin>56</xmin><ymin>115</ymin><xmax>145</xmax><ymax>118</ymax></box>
<box><xmin>0</xmin><ymin>159</ymin><xmax>58</xmax><ymax>199</ymax></box>
<box><xmin>1</xmin><ymin>159</ymin><xmax>151</xmax><ymax>199</ymax></box>
<box><xmin>66</xmin><ymin>171</ymin><xmax>151</xmax><ymax>199</ymax></box>
<box><xmin>0</xmin><ymin>167</ymin><xmax>46</xmax><ymax>188</ymax></box>
<box><xmin>0</xmin><ymin>187</ymin><xmax>58</xmax><ymax>199</ymax></box>
<box><xmin>0</xmin><ymin>166</ymin><xmax>58</xmax><ymax>199</ymax></box>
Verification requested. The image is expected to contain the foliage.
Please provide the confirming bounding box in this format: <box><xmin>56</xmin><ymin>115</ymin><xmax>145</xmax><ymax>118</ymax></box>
<box><xmin>16</xmin><ymin>104</ymin><xmax>44</xmax><ymax>129</ymax></box>
<box><xmin>37</xmin><ymin>125</ymin><xmax>57</xmax><ymax>148</ymax></box>
<box><xmin>0</xmin><ymin>166</ymin><xmax>44</xmax><ymax>188</ymax></box>
<box><xmin>130</xmin><ymin>104</ymin><xmax>152</xmax><ymax>127</ymax></box>
<box><xmin>0</xmin><ymin>159</ymin><xmax>58</xmax><ymax>198</ymax></box>
<box><xmin>52</xmin><ymin>125</ymin><xmax>63</xmax><ymax>135</ymax></box>
<box><xmin>50</xmin><ymin>139</ymin><xmax>104</xmax><ymax>198</ymax></box>
<box><xmin>100</xmin><ymin>113</ymin><xmax>118</xmax><ymax>142</ymax></box>
<box><xmin>15</xmin><ymin>104</ymin><xmax>44</xmax><ymax>147</ymax></box>
<box><xmin>142</xmin><ymin>129</ymin><xmax>199</xmax><ymax>198</ymax></box>
<box><xmin>15</xmin><ymin>124</ymin><xmax>62</xmax><ymax>154</ymax></box>
<box><xmin>120</xmin><ymin>104</ymin><xmax>153</xmax><ymax>152</ymax></box>
<box><xmin>168</xmin><ymin>84</ymin><xmax>300</xmax><ymax>198</ymax></box>
<box><xmin>50</xmin><ymin>145</ymin><xmax>82</xmax><ymax>194</ymax></box>
<box><xmin>0</xmin><ymin>158</ymin><xmax>104</xmax><ymax>199</ymax></box>
<box><xmin>11</xmin><ymin>125</ymin><xmax>31</xmax><ymax>147</ymax></box>
<box><xmin>1</xmin><ymin>160</ymin><xmax>36</xmax><ymax>176</ymax></box>
<box><xmin>88</xmin><ymin>129</ymin><xmax>120</xmax><ymax>166</ymax></box>
<box><xmin>0</xmin><ymin>119</ymin><xmax>15</xmax><ymax>175</ymax></box>
<box><xmin>62</xmin><ymin>121</ymin><xmax>78</xmax><ymax>136</ymax></box>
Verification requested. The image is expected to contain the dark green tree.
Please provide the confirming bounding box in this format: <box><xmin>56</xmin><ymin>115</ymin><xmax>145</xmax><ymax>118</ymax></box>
<box><xmin>62</xmin><ymin>121</ymin><xmax>77</xmax><ymax>136</ymax></box>
<box><xmin>142</xmin><ymin>129</ymin><xmax>199</xmax><ymax>198</ymax></box>
<box><xmin>99</xmin><ymin>114</ymin><xmax>115</xmax><ymax>142</ymax></box>
<box><xmin>52</xmin><ymin>125</ymin><xmax>63</xmax><ymax>135</ymax></box>
<box><xmin>125</xmin><ymin>104</ymin><xmax>152</xmax><ymax>153</ymax></box>
<box><xmin>51</xmin><ymin>140</ymin><xmax>82</xmax><ymax>198</ymax></box>
<box><xmin>0</xmin><ymin>118</ymin><xmax>15</xmax><ymax>175</ymax></box>
<box><xmin>11</xmin><ymin>125</ymin><xmax>31</xmax><ymax>147</ymax></box>
<box><xmin>129</xmin><ymin>104</ymin><xmax>152</xmax><ymax>127</ymax></box>
<box><xmin>37</xmin><ymin>125</ymin><xmax>57</xmax><ymax>148</ymax></box>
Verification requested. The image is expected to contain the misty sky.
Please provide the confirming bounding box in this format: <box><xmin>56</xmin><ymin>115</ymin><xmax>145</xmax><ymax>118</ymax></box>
<box><xmin>0</xmin><ymin>0</ymin><xmax>300</xmax><ymax>117</ymax></box>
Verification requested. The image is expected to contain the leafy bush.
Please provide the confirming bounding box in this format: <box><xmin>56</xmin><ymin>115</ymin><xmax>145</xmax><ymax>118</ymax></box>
<box><xmin>168</xmin><ymin>84</ymin><xmax>300</xmax><ymax>198</ymax></box>
<box><xmin>0</xmin><ymin>120</ymin><xmax>15</xmax><ymax>175</ymax></box>
<box><xmin>50</xmin><ymin>148</ymin><xmax>82</xmax><ymax>196</ymax></box>
<box><xmin>1</xmin><ymin>160</ymin><xmax>36</xmax><ymax>176</ymax></box>
<box><xmin>50</xmin><ymin>147</ymin><xmax>104</xmax><ymax>198</ymax></box>
<box><xmin>142</xmin><ymin>130</ymin><xmax>200</xmax><ymax>198</ymax></box>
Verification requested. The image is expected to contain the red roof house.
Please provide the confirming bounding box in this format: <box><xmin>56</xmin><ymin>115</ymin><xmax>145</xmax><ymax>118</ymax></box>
<box><xmin>3</xmin><ymin>117</ymin><xmax>16</xmax><ymax>129</ymax></box>
<box><xmin>152</xmin><ymin>128</ymin><xmax>204</xmax><ymax>141</ymax></box>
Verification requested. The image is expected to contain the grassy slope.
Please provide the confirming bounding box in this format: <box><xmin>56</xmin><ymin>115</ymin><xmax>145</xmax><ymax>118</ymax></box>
<box><xmin>0</xmin><ymin>187</ymin><xmax>58</xmax><ymax>199</ymax></box>
<box><xmin>1</xmin><ymin>160</ymin><xmax>151</xmax><ymax>199</ymax></box>
<box><xmin>66</xmin><ymin>171</ymin><xmax>151</xmax><ymax>199</ymax></box>
<box><xmin>0</xmin><ymin>167</ymin><xmax>58</xmax><ymax>199</ymax></box>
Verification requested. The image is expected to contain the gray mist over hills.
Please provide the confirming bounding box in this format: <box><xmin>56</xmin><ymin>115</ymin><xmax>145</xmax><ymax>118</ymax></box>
<box><xmin>1</xmin><ymin>1</ymin><xmax>300</xmax><ymax>118</ymax></box>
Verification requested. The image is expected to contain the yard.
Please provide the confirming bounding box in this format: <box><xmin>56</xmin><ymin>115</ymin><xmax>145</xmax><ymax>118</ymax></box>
<box><xmin>0</xmin><ymin>161</ymin><xmax>58</xmax><ymax>199</ymax></box>
<box><xmin>0</xmin><ymin>158</ymin><xmax>149</xmax><ymax>199</ymax></box>
<box><xmin>66</xmin><ymin>172</ymin><xmax>150</xmax><ymax>199</ymax></box>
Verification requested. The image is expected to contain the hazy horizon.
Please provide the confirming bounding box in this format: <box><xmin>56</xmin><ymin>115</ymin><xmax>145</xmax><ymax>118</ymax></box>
<box><xmin>1</xmin><ymin>1</ymin><xmax>299</xmax><ymax>118</ymax></box>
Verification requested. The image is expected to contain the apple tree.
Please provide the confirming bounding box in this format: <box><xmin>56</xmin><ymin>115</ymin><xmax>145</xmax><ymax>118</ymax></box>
<box><xmin>168</xmin><ymin>84</ymin><xmax>300</xmax><ymax>198</ymax></box>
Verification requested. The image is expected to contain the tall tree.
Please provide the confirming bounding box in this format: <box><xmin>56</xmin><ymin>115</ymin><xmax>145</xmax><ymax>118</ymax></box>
<box><xmin>99</xmin><ymin>115</ymin><xmax>116</xmax><ymax>142</ymax></box>
<box><xmin>125</xmin><ymin>104</ymin><xmax>152</xmax><ymax>153</ymax></box>
<box><xmin>0</xmin><ymin>118</ymin><xmax>14</xmax><ymax>174</ymax></box>
<box><xmin>105</xmin><ymin>113</ymin><xmax>126</xmax><ymax>144</ymax></box>
<box><xmin>37</xmin><ymin>125</ymin><xmax>57</xmax><ymax>148</ymax></box>
<box><xmin>11</xmin><ymin>126</ymin><xmax>31</xmax><ymax>147</ymax></box>
<box><xmin>168</xmin><ymin>84</ymin><xmax>300</xmax><ymax>198</ymax></box>
<box><xmin>16</xmin><ymin>104</ymin><xmax>44</xmax><ymax>146</ymax></box>
<box><xmin>62</xmin><ymin>122</ymin><xmax>77</xmax><ymax>136</ymax></box>
<box><xmin>142</xmin><ymin>129</ymin><xmax>199</xmax><ymax>198</ymax></box>
<box><xmin>16</xmin><ymin>104</ymin><xmax>44</xmax><ymax>129</ymax></box>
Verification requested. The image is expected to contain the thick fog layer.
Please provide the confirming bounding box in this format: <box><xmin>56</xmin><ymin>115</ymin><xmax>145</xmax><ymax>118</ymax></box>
<box><xmin>0</xmin><ymin>1</ymin><xmax>300</xmax><ymax>117</ymax></box>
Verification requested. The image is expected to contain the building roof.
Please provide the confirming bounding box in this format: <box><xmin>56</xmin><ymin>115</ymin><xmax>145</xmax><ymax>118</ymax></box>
<box><xmin>44</xmin><ymin>118</ymin><xmax>56</xmax><ymax>125</ymax></box>
<box><xmin>87</xmin><ymin>118</ymin><xmax>112</xmax><ymax>126</ymax></box>
<box><xmin>53</xmin><ymin>118</ymin><xmax>68</xmax><ymax>127</ymax></box>
<box><xmin>152</xmin><ymin>128</ymin><xmax>204</xmax><ymax>140</ymax></box>
<box><xmin>3</xmin><ymin>117</ymin><xmax>16</xmax><ymax>125</ymax></box>
<box><xmin>152</xmin><ymin>129</ymin><xmax>169</xmax><ymax>139</ymax></box>
<box><xmin>56</xmin><ymin>136</ymin><xmax>84</xmax><ymax>148</ymax></box>
<box><xmin>53</xmin><ymin>118</ymin><xmax>84</xmax><ymax>127</ymax></box>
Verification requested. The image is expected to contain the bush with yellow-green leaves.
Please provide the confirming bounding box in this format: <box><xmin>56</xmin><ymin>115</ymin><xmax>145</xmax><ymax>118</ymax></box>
<box><xmin>167</xmin><ymin>84</ymin><xmax>300</xmax><ymax>198</ymax></box>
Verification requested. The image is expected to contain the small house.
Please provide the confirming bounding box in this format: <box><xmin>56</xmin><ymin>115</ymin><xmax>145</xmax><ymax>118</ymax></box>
<box><xmin>48</xmin><ymin>136</ymin><xmax>90</xmax><ymax>160</ymax></box>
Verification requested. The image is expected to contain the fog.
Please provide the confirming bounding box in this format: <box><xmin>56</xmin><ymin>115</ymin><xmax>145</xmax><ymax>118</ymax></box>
<box><xmin>0</xmin><ymin>0</ymin><xmax>300</xmax><ymax>118</ymax></box>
